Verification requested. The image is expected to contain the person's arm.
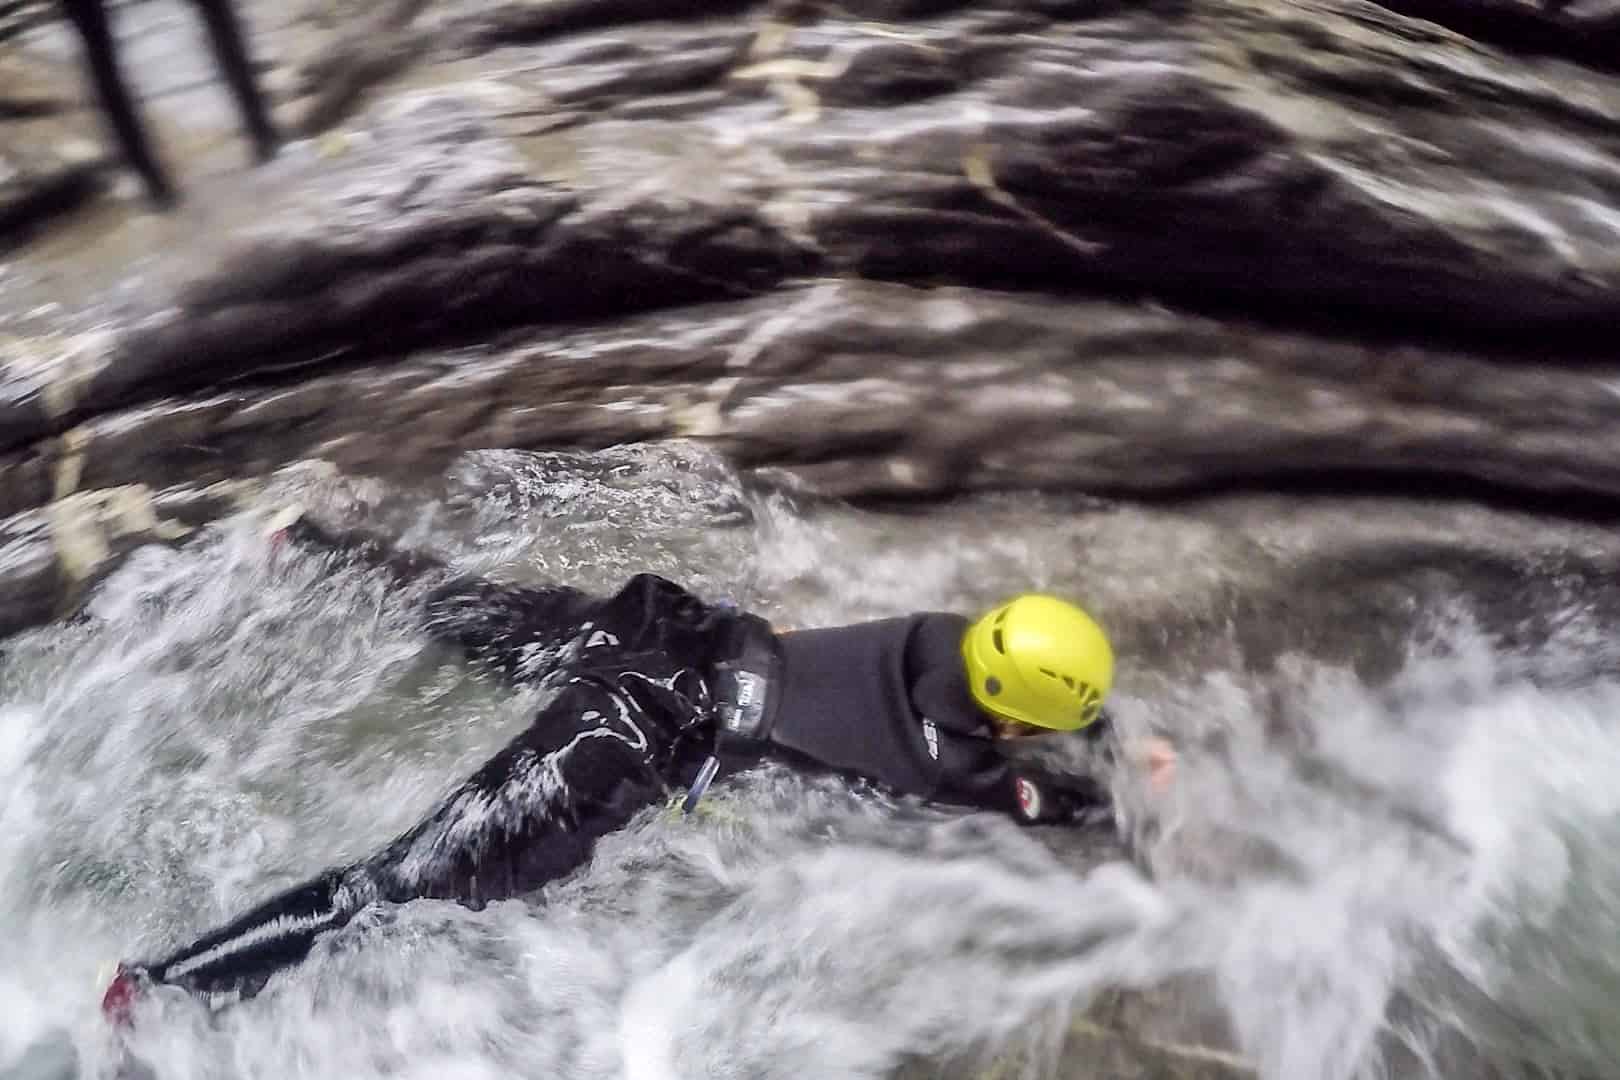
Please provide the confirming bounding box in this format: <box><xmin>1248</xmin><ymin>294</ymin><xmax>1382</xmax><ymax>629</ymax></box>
<box><xmin>1083</xmin><ymin>705</ymin><xmax>1177</xmax><ymax>797</ymax></box>
<box><xmin>995</xmin><ymin>762</ymin><xmax>1115</xmax><ymax>827</ymax></box>
<box><xmin>1079</xmin><ymin>707</ymin><xmax>1116</xmax><ymax>761</ymax></box>
<box><xmin>1144</xmin><ymin>737</ymin><xmax>1176</xmax><ymax>795</ymax></box>
<box><xmin>928</xmin><ymin>722</ymin><xmax>1114</xmax><ymax>828</ymax></box>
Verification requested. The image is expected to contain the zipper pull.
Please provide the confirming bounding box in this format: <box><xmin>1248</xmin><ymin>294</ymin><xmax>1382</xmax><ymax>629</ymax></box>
<box><xmin>681</xmin><ymin>755</ymin><xmax>721</xmax><ymax>815</ymax></box>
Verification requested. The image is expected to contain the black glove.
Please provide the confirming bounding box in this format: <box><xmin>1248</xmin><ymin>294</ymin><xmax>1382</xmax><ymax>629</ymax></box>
<box><xmin>1006</xmin><ymin>768</ymin><xmax>1114</xmax><ymax>828</ymax></box>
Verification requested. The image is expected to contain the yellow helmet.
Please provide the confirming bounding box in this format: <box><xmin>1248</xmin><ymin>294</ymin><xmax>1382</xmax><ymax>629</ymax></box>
<box><xmin>961</xmin><ymin>594</ymin><xmax>1113</xmax><ymax>731</ymax></box>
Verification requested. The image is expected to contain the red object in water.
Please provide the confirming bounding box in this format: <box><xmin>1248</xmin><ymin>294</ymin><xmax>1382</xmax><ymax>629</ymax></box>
<box><xmin>101</xmin><ymin>964</ymin><xmax>142</xmax><ymax>1028</ymax></box>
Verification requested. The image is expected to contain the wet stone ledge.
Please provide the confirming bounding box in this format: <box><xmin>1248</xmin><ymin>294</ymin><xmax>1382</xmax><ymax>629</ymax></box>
<box><xmin>6</xmin><ymin>280</ymin><xmax>1620</xmax><ymax>524</ymax></box>
<box><xmin>4</xmin><ymin>0</ymin><xmax>1620</xmax><ymax>453</ymax></box>
<box><xmin>0</xmin><ymin>50</ymin><xmax>103</xmax><ymax>238</ymax></box>
<box><xmin>1</xmin><ymin>0</ymin><xmax>1619</xmax><ymax>643</ymax></box>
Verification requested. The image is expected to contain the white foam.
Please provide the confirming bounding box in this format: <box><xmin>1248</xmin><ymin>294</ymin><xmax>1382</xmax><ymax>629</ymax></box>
<box><xmin>5</xmin><ymin>448</ymin><xmax>1620</xmax><ymax>1080</ymax></box>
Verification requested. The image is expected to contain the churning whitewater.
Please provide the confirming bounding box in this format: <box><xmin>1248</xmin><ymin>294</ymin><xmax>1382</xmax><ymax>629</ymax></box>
<box><xmin>3</xmin><ymin>447</ymin><xmax>1620</xmax><ymax>1080</ymax></box>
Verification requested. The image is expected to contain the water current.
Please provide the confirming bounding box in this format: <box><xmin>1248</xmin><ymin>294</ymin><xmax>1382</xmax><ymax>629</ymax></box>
<box><xmin>3</xmin><ymin>445</ymin><xmax>1620</xmax><ymax>1080</ymax></box>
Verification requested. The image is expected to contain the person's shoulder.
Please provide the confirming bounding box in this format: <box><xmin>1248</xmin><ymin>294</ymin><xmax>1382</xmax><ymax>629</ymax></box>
<box><xmin>907</xmin><ymin>611</ymin><xmax>971</xmax><ymax>656</ymax></box>
<box><xmin>619</xmin><ymin>571</ymin><xmax>683</xmax><ymax>591</ymax></box>
<box><xmin>917</xmin><ymin>611</ymin><xmax>970</xmax><ymax>632</ymax></box>
<box><xmin>772</xmin><ymin>612</ymin><xmax>963</xmax><ymax>647</ymax></box>
<box><xmin>610</xmin><ymin>572</ymin><xmax>702</xmax><ymax>606</ymax></box>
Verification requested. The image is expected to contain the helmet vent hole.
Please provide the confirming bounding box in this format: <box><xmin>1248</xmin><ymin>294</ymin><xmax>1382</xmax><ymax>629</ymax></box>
<box><xmin>992</xmin><ymin>629</ymin><xmax>1005</xmax><ymax>654</ymax></box>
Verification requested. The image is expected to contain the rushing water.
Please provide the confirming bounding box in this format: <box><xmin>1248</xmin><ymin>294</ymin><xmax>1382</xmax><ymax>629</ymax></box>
<box><xmin>4</xmin><ymin>445</ymin><xmax>1620</xmax><ymax>1080</ymax></box>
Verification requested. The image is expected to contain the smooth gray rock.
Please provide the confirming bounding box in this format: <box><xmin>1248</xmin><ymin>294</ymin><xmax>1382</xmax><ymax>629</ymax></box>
<box><xmin>9</xmin><ymin>281</ymin><xmax>1620</xmax><ymax>522</ymax></box>
<box><xmin>0</xmin><ymin>54</ymin><xmax>102</xmax><ymax>239</ymax></box>
<box><xmin>0</xmin><ymin>478</ymin><xmax>253</xmax><ymax>640</ymax></box>
<box><xmin>0</xmin><ymin>138</ymin><xmax>102</xmax><ymax>240</ymax></box>
<box><xmin>5</xmin><ymin>0</ymin><xmax>1620</xmax><ymax>461</ymax></box>
<box><xmin>1363</xmin><ymin>0</ymin><xmax>1620</xmax><ymax>73</ymax></box>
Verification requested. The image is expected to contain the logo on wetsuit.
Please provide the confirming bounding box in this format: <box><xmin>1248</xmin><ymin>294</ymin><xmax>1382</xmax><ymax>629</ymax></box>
<box><xmin>716</xmin><ymin>664</ymin><xmax>771</xmax><ymax>743</ymax></box>
<box><xmin>1015</xmin><ymin>777</ymin><xmax>1042</xmax><ymax>820</ymax></box>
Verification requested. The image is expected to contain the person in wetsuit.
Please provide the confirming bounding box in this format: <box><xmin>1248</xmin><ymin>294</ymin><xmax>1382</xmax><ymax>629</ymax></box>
<box><xmin>58</xmin><ymin>0</ymin><xmax>280</xmax><ymax>208</ymax></box>
<box><xmin>100</xmin><ymin>513</ymin><xmax>1149</xmax><ymax>1021</ymax></box>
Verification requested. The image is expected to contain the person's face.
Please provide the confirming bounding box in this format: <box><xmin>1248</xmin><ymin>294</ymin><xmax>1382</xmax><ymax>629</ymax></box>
<box><xmin>989</xmin><ymin>716</ymin><xmax>1049</xmax><ymax>740</ymax></box>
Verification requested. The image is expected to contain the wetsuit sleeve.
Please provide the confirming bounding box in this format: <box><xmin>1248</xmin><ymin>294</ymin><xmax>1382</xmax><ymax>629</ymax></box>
<box><xmin>1082</xmin><ymin>707</ymin><xmax>1117</xmax><ymax>766</ymax></box>
<box><xmin>988</xmin><ymin>764</ymin><xmax>1113</xmax><ymax>827</ymax></box>
<box><xmin>927</xmin><ymin>726</ymin><xmax>1113</xmax><ymax>827</ymax></box>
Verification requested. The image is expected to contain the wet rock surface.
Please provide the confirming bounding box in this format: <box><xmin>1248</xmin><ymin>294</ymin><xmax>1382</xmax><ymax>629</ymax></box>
<box><xmin>0</xmin><ymin>136</ymin><xmax>103</xmax><ymax>241</ymax></box>
<box><xmin>10</xmin><ymin>279</ymin><xmax>1620</xmax><ymax>522</ymax></box>
<box><xmin>1366</xmin><ymin>0</ymin><xmax>1620</xmax><ymax>73</ymax></box>
<box><xmin>0</xmin><ymin>51</ymin><xmax>103</xmax><ymax>238</ymax></box>
<box><xmin>4</xmin><ymin>0</ymin><xmax>1619</xmax><ymax>481</ymax></box>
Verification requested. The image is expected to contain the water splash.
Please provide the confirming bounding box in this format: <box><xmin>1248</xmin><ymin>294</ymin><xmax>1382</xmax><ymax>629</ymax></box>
<box><xmin>4</xmin><ymin>448</ymin><xmax>1620</xmax><ymax>1080</ymax></box>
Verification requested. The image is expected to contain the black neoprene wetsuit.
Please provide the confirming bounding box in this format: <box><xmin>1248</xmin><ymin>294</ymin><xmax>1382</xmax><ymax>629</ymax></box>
<box><xmin>114</xmin><ymin>519</ymin><xmax>1112</xmax><ymax>1005</ymax></box>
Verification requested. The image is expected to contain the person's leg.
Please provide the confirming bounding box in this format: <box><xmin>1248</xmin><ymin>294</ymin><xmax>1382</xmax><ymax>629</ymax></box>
<box><xmin>275</xmin><ymin>513</ymin><xmax>602</xmax><ymax>684</ymax></box>
<box><xmin>366</xmin><ymin>673</ymin><xmax>680</xmax><ymax>906</ymax></box>
<box><xmin>104</xmin><ymin>673</ymin><xmax>690</xmax><ymax>1019</ymax></box>
<box><xmin>187</xmin><ymin>0</ymin><xmax>279</xmax><ymax>162</ymax></box>
<box><xmin>277</xmin><ymin>515</ymin><xmax>713</xmax><ymax>686</ymax></box>
<box><xmin>425</xmin><ymin>572</ymin><xmax>759</xmax><ymax>689</ymax></box>
<box><xmin>120</xmin><ymin>868</ymin><xmax>364</xmax><ymax>1002</ymax></box>
<box><xmin>275</xmin><ymin>515</ymin><xmax>750</xmax><ymax>689</ymax></box>
<box><xmin>58</xmin><ymin>0</ymin><xmax>177</xmax><ymax>207</ymax></box>
<box><xmin>421</xmin><ymin>577</ymin><xmax>606</xmax><ymax>683</ymax></box>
